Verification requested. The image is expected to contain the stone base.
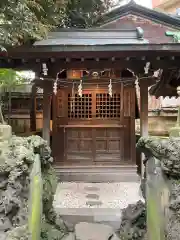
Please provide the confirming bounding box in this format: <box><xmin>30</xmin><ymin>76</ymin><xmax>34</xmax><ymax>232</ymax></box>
<box><xmin>56</xmin><ymin>208</ymin><xmax>122</xmax><ymax>232</ymax></box>
<box><xmin>75</xmin><ymin>222</ymin><xmax>116</xmax><ymax>240</ymax></box>
<box><xmin>0</xmin><ymin>124</ymin><xmax>12</xmax><ymax>143</ymax></box>
<box><xmin>54</xmin><ymin>165</ymin><xmax>139</xmax><ymax>183</ymax></box>
<box><xmin>169</xmin><ymin>126</ymin><xmax>180</xmax><ymax>137</ymax></box>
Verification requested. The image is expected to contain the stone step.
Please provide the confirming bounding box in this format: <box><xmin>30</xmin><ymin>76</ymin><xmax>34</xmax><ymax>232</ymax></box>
<box><xmin>55</xmin><ymin>207</ymin><xmax>122</xmax><ymax>231</ymax></box>
<box><xmin>54</xmin><ymin>165</ymin><xmax>139</xmax><ymax>182</ymax></box>
<box><xmin>53</xmin><ymin>181</ymin><xmax>143</xmax><ymax>232</ymax></box>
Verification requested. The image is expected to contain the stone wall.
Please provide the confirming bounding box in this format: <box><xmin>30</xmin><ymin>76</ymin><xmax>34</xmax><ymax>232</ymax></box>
<box><xmin>136</xmin><ymin>113</ymin><xmax>178</xmax><ymax>136</ymax></box>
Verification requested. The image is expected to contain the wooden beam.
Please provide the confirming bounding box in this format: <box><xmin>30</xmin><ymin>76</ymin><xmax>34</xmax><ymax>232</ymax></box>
<box><xmin>42</xmin><ymin>83</ymin><xmax>52</xmax><ymax>145</ymax></box>
<box><xmin>30</xmin><ymin>84</ymin><xmax>37</xmax><ymax>132</ymax></box>
<box><xmin>2</xmin><ymin>58</ymin><xmax>180</xmax><ymax>76</ymax></box>
<box><xmin>140</xmin><ymin>79</ymin><xmax>149</xmax><ymax>177</ymax></box>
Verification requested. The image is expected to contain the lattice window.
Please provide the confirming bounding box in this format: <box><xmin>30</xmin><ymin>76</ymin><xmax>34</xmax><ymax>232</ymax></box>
<box><xmin>96</xmin><ymin>93</ymin><xmax>120</xmax><ymax>118</ymax></box>
<box><xmin>68</xmin><ymin>93</ymin><xmax>92</xmax><ymax>119</ymax></box>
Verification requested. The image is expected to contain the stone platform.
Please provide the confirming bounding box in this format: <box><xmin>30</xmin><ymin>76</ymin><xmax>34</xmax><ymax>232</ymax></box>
<box><xmin>53</xmin><ymin>182</ymin><xmax>143</xmax><ymax>231</ymax></box>
<box><xmin>54</xmin><ymin>165</ymin><xmax>139</xmax><ymax>183</ymax></box>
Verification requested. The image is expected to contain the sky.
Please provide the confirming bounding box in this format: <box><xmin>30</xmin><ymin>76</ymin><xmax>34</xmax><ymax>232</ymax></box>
<box><xmin>134</xmin><ymin>0</ymin><xmax>152</xmax><ymax>8</ymax></box>
<box><xmin>116</xmin><ymin>0</ymin><xmax>152</xmax><ymax>9</ymax></box>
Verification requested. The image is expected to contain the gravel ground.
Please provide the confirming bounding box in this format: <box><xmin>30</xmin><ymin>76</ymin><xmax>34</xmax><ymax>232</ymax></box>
<box><xmin>53</xmin><ymin>182</ymin><xmax>144</xmax><ymax>209</ymax></box>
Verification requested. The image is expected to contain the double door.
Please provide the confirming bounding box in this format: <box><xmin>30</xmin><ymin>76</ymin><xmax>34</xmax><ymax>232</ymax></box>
<box><xmin>55</xmin><ymin>86</ymin><xmax>135</xmax><ymax>165</ymax></box>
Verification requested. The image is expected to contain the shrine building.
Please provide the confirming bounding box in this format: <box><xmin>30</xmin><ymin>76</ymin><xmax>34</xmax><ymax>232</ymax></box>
<box><xmin>2</xmin><ymin>0</ymin><xmax>180</xmax><ymax>179</ymax></box>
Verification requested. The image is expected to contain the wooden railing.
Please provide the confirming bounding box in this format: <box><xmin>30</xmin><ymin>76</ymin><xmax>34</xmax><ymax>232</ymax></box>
<box><xmin>145</xmin><ymin>156</ymin><xmax>169</xmax><ymax>240</ymax></box>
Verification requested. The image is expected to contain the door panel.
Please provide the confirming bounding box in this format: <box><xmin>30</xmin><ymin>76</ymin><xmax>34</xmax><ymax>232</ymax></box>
<box><xmin>66</xmin><ymin>128</ymin><xmax>93</xmax><ymax>163</ymax></box>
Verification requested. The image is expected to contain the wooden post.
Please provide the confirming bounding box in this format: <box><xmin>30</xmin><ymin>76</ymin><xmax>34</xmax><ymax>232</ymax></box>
<box><xmin>140</xmin><ymin>80</ymin><xmax>149</xmax><ymax>177</ymax></box>
<box><xmin>120</xmin><ymin>82</ymin><xmax>124</xmax><ymax>160</ymax></box>
<box><xmin>30</xmin><ymin>83</ymin><xmax>37</xmax><ymax>132</ymax></box>
<box><xmin>52</xmin><ymin>89</ymin><xmax>58</xmax><ymax>159</ymax></box>
<box><xmin>146</xmin><ymin>157</ymin><xmax>168</xmax><ymax>240</ymax></box>
<box><xmin>130</xmin><ymin>85</ymin><xmax>136</xmax><ymax>164</ymax></box>
<box><xmin>42</xmin><ymin>83</ymin><xmax>51</xmax><ymax>145</ymax></box>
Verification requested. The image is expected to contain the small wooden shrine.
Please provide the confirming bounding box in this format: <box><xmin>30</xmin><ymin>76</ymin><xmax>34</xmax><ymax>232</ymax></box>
<box><xmin>2</xmin><ymin>1</ymin><xmax>180</xmax><ymax>168</ymax></box>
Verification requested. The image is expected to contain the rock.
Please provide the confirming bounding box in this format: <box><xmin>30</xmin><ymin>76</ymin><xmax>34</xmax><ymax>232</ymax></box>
<box><xmin>62</xmin><ymin>233</ymin><xmax>76</xmax><ymax>240</ymax></box>
<box><xmin>119</xmin><ymin>201</ymin><xmax>146</xmax><ymax>240</ymax></box>
<box><xmin>136</xmin><ymin>136</ymin><xmax>180</xmax><ymax>240</ymax></box>
<box><xmin>0</xmin><ymin>216</ymin><xmax>12</xmax><ymax>231</ymax></box>
<box><xmin>0</xmin><ymin>232</ymin><xmax>6</xmax><ymax>240</ymax></box>
<box><xmin>0</xmin><ymin>134</ymin><xmax>67</xmax><ymax>239</ymax></box>
<box><xmin>75</xmin><ymin>222</ymin><xmax>114</xmax><ymax>240</ymax></box>
<box><xmin>110</xmin><ymin>234</ymin><xmax>121</xmax><ymax>240</ymax></box>
<box><xmin>137</xmin><ymin>137</ymin><xmax>180</xmax><ymax>177</ymax></box>
<box><xmin>41</xmin><ymin>221</ymin><xmax>66</xmax><ymax>240</ymax></box>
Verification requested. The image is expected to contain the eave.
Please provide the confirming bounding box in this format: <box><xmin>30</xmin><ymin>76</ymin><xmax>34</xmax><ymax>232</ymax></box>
<box><xmin>5</xmin><ymin>43</ymin><xmax>180</xmax><ymax>59</ymax></box>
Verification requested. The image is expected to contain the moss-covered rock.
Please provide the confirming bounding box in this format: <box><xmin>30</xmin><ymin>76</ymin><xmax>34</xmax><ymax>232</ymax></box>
<box><xmin>136</xmin><ymin>136</ymin><xmax>180</xmax><ymax>240</ymax></box>
<box><xmin>119</xmin><ymin>201</ymin><xmax>146</xmax><ymax>240</ymax></box>
<box><xmin>0</xmin><ymin>135</ymin><xmax>67</xmax><ymax>239</ymax></box>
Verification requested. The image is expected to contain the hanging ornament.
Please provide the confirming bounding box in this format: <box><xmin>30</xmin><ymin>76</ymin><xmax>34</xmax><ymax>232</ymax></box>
<box><xmin>71</xmin><ymin>82</ymin><xmax>75</xmax><ymax>113</ymax></box>
<box><xmin>53</xmin><ymin>73</ymin><xmax>58</xmax><ymax>95</ymax></box>
<box><xmin>42</xmin><ymin>63</ymin><xmax>48</xmax><ymax>76</ymax></box>
<box><xmin>78</xmin><ymin>79</ymin><xmax>82</xmax><ymax>97</ymax></box>
<box><xmin>53</xmin><ymin>81</ymin><xmax>57</xmax><ymax>95</ymax></box>
<box><xmin>108</xmin><ymin>79</ymin><xmax>112</xmax><ymax>97</ymax></box>
<box><xmin>144</xmin><ymin>62</ymin><xmax>150</xmax><ymax>75</ymax></box>
<box><xmin>153</xmin><ymin>69</ymin><xmax>163</xmax><ymax>78</ymax></box>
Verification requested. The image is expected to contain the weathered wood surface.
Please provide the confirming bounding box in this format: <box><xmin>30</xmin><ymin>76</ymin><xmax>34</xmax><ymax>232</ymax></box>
<box><xmin>140</xmin><ymin>80</ymin><xmax>149</xmax><ymax>177</ymax></box>
<box><xmin>28</xmin><ymin>154</ymin><xmax>42</xmax><ymax>240</ymax></box>
<box><xmin>146</xmin><ymin>157</ymin><xmax>169</xmax><ymax>240</ymax></box>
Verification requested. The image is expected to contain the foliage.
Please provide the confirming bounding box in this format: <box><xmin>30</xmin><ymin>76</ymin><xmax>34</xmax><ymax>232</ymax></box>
<box><xmin>0</xmin><ymin>68</ymin><xmax>26</xmax><ymax>123</ymax></box>
<box><xmin>0</xmin><ymin>0</ymin><xmax>67</xmax><ymax>46</ymax></box>
<box><xmin>63</xmin><ymin>0</ymin><xmax>117</xmax><ymax>28</ymax></box>
<box><xmin>0</xmin><ymin>68</ymin><xmax>24</xmax><ymax>89</ymax></box>
<box><xmin>0</xmin><ymin>0</ymin><xmax>119</xmax><ymax>46</ymax></box>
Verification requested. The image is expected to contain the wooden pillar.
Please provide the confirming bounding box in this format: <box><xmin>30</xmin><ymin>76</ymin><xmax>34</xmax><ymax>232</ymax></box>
<box><xmin>52</xmin><ymin>90</ymin><xmax>58</xmax><ymax>159</ymax></box>
<box><xmin>120</xmin><ymin>82</ymin><xmax>124</xmax><ymax>160</ymax></box>
<box><xmin>30</xmin><ymin>83</ymin><xmax>37</xmax><ymax>132</ymax></box>
<box><xmin>140</xmin><ymin>80</ymin><xmax>149</xmax><ymax>177</ymax></box>
<box><xmin>130</xmin><ymin>85</ymin><xmax>136</xmax><ymax>164</ymax></box>
<box><xmin>42</xmin><ymin>83</ymin><xmax>51</xmax><ymax>145</ymax></box>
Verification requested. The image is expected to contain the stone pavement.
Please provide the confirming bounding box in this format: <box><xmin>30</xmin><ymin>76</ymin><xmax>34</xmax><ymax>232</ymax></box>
<box><xmin>53</xmin><ymin>182</ymin><xmax>143</xmax><ymax>231</ymax></box>
<box><xmin>62</xmin><ymin>222</ymin><xmax>121</xmax><ymax>240</ymax></box>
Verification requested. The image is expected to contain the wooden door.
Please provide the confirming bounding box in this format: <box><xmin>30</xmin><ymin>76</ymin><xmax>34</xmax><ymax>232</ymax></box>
<box><xmin>66</xmin><ymin>127</ymin><xmax>93</xmax><ymax>163</ymax></box>
<box><xmin>55</xmin><ymin>85</ymin><xmax>135</xmax><ymax>165</ymax></box>
<box><xmin>95</xmin><ymin>127</ymin><xmax>122</xmax><ymax>164</ymax></box>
